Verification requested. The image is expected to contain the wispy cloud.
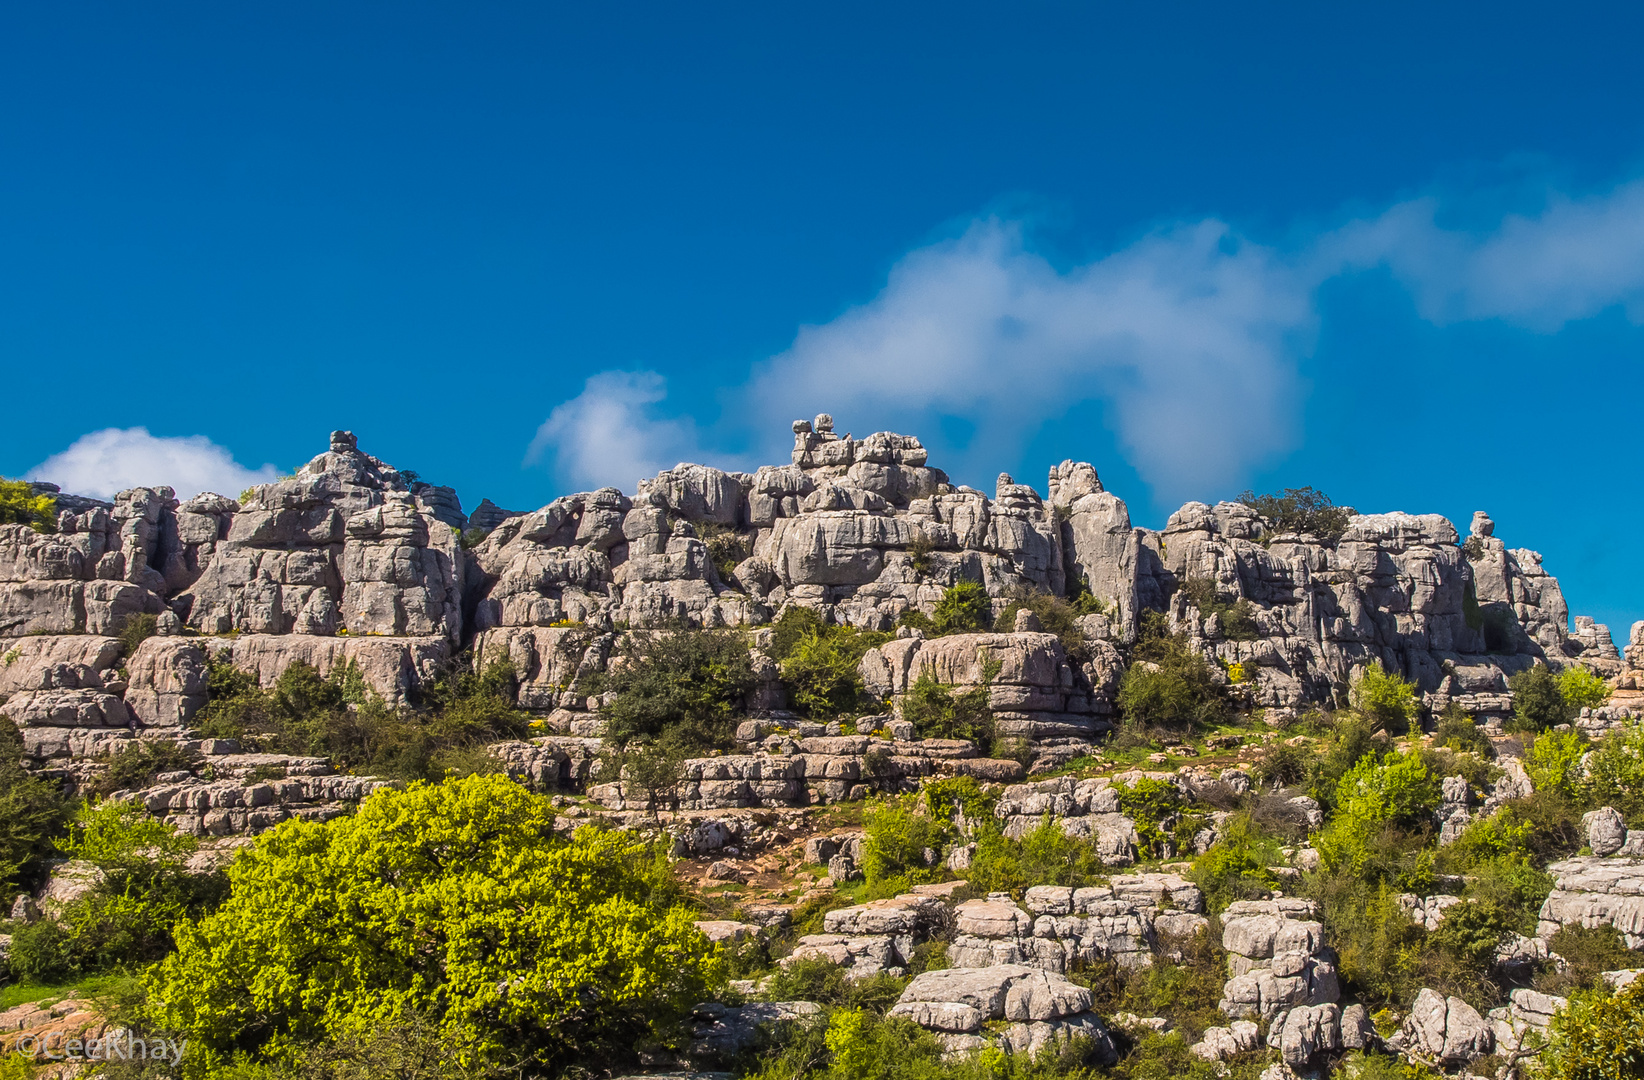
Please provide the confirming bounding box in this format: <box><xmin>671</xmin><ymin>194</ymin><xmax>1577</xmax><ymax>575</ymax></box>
<box><xmin>27</xmin><ymin>428</ymin><xmax>278</xmax><ymax>501</ymax></box>
<box><xmin>526</xmin><ymin>370</ymin><xmax>706</xmax><ymax>491</ymax></box>
<box><xmin>530</xmin><ymin>170</ymin><xmax>1644</xmax><ymax>503</ymax></box>
<box><xmin>743</xmin><ymin>218</ymin><xmax>1312</xmax><ymax>504</ymax></box>
<box><xmin>1325</xmin><ymin>180</ymin><xmax>1644</xmax><ymax>330</ymax></box>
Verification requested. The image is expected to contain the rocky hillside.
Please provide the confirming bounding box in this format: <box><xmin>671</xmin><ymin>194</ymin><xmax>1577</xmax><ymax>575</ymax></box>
<box><xmin>2</xmin><ymin>416</ymin><xmax>1643</xmax><ymax>1080</ymax></box>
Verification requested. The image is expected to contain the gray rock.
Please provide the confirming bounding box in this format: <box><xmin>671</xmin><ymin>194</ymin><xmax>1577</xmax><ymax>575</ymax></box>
<box><xmin>1585</xmin><ymin>806</ymin><xmax>1628</xmax><ymax>857</ymax></box>
<box><xmin>1190</xmin><ymin>1020</ymin><xmax>1261</xmax><ymax>1060</ymax></box>
<box><xmin>689</xmin><ymin>1000</ymin><xmax>822</xmax><ymax>1058</ymax></box>
<box><xmin>1401</xmin><ymin>989</ymin><xmax>1493</xmax><ymax>1065</ymax></box>
<box><xmin>1339</xmin><ymin>1003</ymin><xmax>1374</xmax><ymax>1049</ymax></box>
<box><xmin>1267</xmin><ymin>1003</ymin><xmax>1340</xmax><ymax>1068</ymax></box>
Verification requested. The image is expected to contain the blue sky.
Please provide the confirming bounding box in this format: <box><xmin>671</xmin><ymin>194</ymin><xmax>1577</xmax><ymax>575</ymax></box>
<box><xmin>2</xmin><ymin>2</ymin><xmax>1642</xmax><ymax>638</ymax></box>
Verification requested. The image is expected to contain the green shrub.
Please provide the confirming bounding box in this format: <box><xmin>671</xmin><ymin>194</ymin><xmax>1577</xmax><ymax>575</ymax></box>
<box><xmin>780</xmin><ymin>624</ymin><xmax>891</xmax><ymax>719</ymax></box>
<box><xmin>589</xmin><ymin>629</ymin><xmax>755</xmax><ymax>753</ymax></box>
<box><xmin>196</xmin><ymin>655</ymin><xmax>531</xmax><ymax>783</ymax></box>
<box><xmin>1432</xmin><ymin>703</ymin><xmax>1493</xmax><ymax>757</ymax></box>
<box><xmin>1509</xmin><ymin>663</ymin><xmax>1570</xmax><ymax>732</ymax></box>
<box><xmin>900</xmin><ymin>668</ymin><xmax>995</xmax><ymax>744</ymax></box>
<box><xmin>1557</xmin><ymin>665</ymin><xmax>1613</xmax><ymax>712</ymax></box>
<box><xmin>906</xmin><ymin>531</ymin><xmax>935</xmax><ymax>576</ymax></box>
<box><xmin>0</xmin><ymin>477</ymin><xmax>56</xmax><ymax>532</ymax></box>
<box><xmin>965</xmin><ymin>817</ymin><xmax>1105</xmax><ymax>893</ymax></box>
<box><xmin>1307</xmin><ymin>715</ymin><xmax>1388</xmax><ymax>810</ymax></box>
<box><xmin>1190</xmin><ymin>814</ymin><xmax>1281</xmax><ymax>914</ymax></box>
<box><xmin>1114</xmin><ymin>777</ymin><xmax>1185</xmax><ymax>859</ymax></box>
<box><xmin>147</xmin><ymin>775</ymin><xmax>717</xmax><ymax>1075</ymax></box>
<box><xmin>1308</xmin><ymin>879</ymin><xmax>1426</xmax><ymax>1007</ymax></box>
<box><xmin>1525</xmin><ymin>728</ymin><xmax>1588</xmax><ymax>799</ymax></box>
<box><xmin>9</xmin><ymin>801</ymin><xmax>229</xmax><ymax>982</ymax></box>
<box><xmin>769</xmin><ymin>605</ymin><xmax>827</xmax><ymax>662</ymax></box>
<box><xmin>0</xmin><ymin>715</ymin><xmax>72</xmax><ymax>895</ymax></box>
<box><xmin>115</xmin><ymin>612</ymin><xmax>159</xmax><ymax>658</ymax></box>
<box><xmin>1539</xmin><ymin>925</ymin><xmax>1641</xmax><ymax>996</ymax></box>
<box><xmin>91</xmin><ymin>739</ymin><xmax>203</xmax><ymax>796</ymax></box>
<box><xmin>1352</xmin><ymin>661</ymin><xmax>1420</xmax><ymax>734</ymax></box>
<box><xmin>1117</xmin><ymin>646</ymin><xmax>1226</xmax><ymax>732</ymax></box>
<box><xmin>1581</xmin><ymin>724</ymin><xmax>1644</xmax><ymax>822</ymax></box>
<box><xmin>1314</xmin><ymin>750</ymin><xmax>1438</xmax><ymax>877</ymax></box>
<box><xmin>862</xmin><ymin>797</ymin><xmax>949</xmax><ymax>894</ymax></box>
<box><xmin>924</xmin><ymin>775</ymin><xmax>998</xmax><ymax>824</ymax></box>
<box><xmin>1543</xmin><ymin>979</ymin><xmax>1644</xmax><ymax>1080</ymax></box>
<box><xmin>696</xmin><ymin>522</ymin><xmax>753</xmax><ymax>582</ymax></box>
<box><xmin>995</xmin><ymin>587</ymin><xmax>1091</xmax><ymax>657</ymax></box>
<box><xmin>928</xmin><ymin>580</ymin><xmax>992</xmax><ymax>634</ymax></box>
<box><xmin>1175</xmin><ymin>578</ymin><xmax>1258</xmax><ymax>641</ymax></box>
<box><xmin>1252</xmin><ymin>742</ymin><xmax>1309</xmax><ymax>789</ymax></box>
<box><xmin>1234</xmin><ymin>486</ymin><xmax>1353</xmax><ymax>543</ymax></box>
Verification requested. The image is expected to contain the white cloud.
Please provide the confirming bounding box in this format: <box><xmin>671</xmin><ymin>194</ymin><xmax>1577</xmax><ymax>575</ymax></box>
<box><xmin>525</xmin><ymin>370</ymin><xmax>705</xmax><ymax>491</ymax></box>
<box><xmin>1326</xmin><ymin>179</ymin><xmax>1644</xmax><ymax>330</ymax></box>
<box><xmin>530</xmin><ymin>171</ymin><xmax>1644</xmax><ymax>505</ymax></box>
<box><xmin>743</xmin><ymin>218</ymin><xmax>1313</xmax><ymax>503</ymax></box>
<box><xmin>27</xmin><ymin>428</ymin><xmax>278</xmax><ymax>502</ymax></box>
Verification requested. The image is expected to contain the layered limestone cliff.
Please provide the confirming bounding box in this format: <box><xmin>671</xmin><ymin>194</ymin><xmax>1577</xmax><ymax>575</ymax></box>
<box><xmin>3</xmin><ymin>415</ymin><xmax>1635</xmax><ymax>774</ymax></box>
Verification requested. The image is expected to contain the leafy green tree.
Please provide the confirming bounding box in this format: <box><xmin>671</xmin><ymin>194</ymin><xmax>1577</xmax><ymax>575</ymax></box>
<box><xmin>1509</xmin><ymin>662</ymin><xmax>1569</xmax><ymax>732</ymax></box>
<box><xmin>1315</xmin><ymin>750</ymin><xmax>1438</xmax><ymax>876</ymax></box>
<box><xmin>0</xmin><ymin>714</ymin><xmax>72</xmax><ymax>895</ymax></box>
<box><xmin>147</xmin><ymin>775</ymin><xmax>717</xmax><ymax>1075</ymax></box>
<box><xmin>931</xmin><ymin>581</ymin><xmax>992</xmax><ymax>634</ymax></box>
<box><xmin>780</xmin><ymin>624</ymin><xmax>890</xmax><ymax>719</ymax></box>
<box><xmin>1234</xmin><ymin>486</ymin><xmax>1353</xmax><ymax>543</ymax></box>
<box><xmin>1543</xmin><ymin>980</ymin><xmax>1644</xmax><ymax>1079</ymax></box>
<box><xmin>1190</xmin><ymin>813</ymin><xmax>1281</xmax><ymax>914</ymax></box>
<box><xmin>1351</xmin><ymin>661</ymin><xmax>1419</xmax><ymax>734</ymax></box>
<box><xmin>597</xmin><ymin>629</ymin><xmax>754</xmax><ymax>753</ymax></box>
<box><xmin>1556</xmin><ymin>665</ymin><xmax>1613</xmax><ymax>712</ymax></box>
<box><xmin>1525</xmin><ymin>728</ymin><xmax>1587</xmax><ymax>799</ymax></box>
<box><xmin>0</xmin><ymin>477</ymin><xmax>56</xmax><ymax>532</ymax></box>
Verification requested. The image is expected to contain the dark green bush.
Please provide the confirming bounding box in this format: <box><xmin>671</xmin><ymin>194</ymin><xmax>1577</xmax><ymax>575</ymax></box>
<box><xmin>0</xmin><ymin>714</ymin><xmax>72</xmax><ymax>894</ymax></box>
<box><xmin>780</xmin><ymin>623</ymin><xmax>891</xmax><ymax>719</ymax></box>
<box><xmin>1175</xmin><ymin>578</ymin><xmax>1258</xmax><ymax>641</ymax></box>
<box><xmin>1190</xmin><ymin>813</ymin><xmax>1281</xmax><ymax>914</ymax></box>
<box><xmin>1117</xmin><ymin>646</ymin><xmax>1226</xmax><ymax>732</ymax></box>
<box><xmin>862</xmin><ymin>797</ymin><xmax>950</xmax><ymax>894</ymax></box>
<box><xmin>995</xmin><ymin>587</ymin><xmax>1092</xmax><ymax>657</ymax></box>
<box><xmin>1508</xmin><ymin>663</ymin><xmax>1570</xmax><ymax>732</ymax></box>
<box><xmin>196</xmin><ymin>654</ymin><xmax>531</xmax><ymax>782</ymax></box>
<box><xmin>931</xmin><ymin>581</ymin><xmax>992</xmax><ymax>634</ymax></box>
<box><xmin>1539</xmin><ymin>925</ymin><xmax>1640</xmax><ymax>996</ymax></box>
<box><xmin>589</xmin><ymin>629</ymin><xmax>755</xmax><ymax>754</ymax></box>
<box><xmin>91</xmin><ymin>739</ymin><xmax>203</xmax><ymax>796</ymax></box>
<box><xmin>966</xmin><ymin>817</ymin><xmax>1106</xmax><ymax>893</ymax></box>
<box><xmin>900</xmin><ymin>669</ymin><xmax>995</xmax><ymax>744</ymax></box>
<box><xmin>116</xmin><ymin>612</ymin><xmax>159</xmax><ymax>658</ymax></box>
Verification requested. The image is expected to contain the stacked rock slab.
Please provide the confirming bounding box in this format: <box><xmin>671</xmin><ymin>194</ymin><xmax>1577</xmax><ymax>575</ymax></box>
<box><xmin>1392</xmin><ymin>989</ymin><xmax>1494</xmax><ymax>1065</ymax></box>
<box><xmin>1218</xmin><ymin>899</ymin><xmax>1340</xmax><ymax>1021</ymax></box>
<box><xmin>1537</xmin><ymin>855</ymin><xmax>1644</xmax><ymax>948</ymax></box>
<box><xmin>184</xmin><ymin>431</ymin><xmax>462</xmax><ymax>641</ymax></box>
<box><xmin>785</xmin><ymin>893</ymin><xmax>947</xmax><ymax>978</ymax></box>
<box><xmin>859</xmin><ymin>630</ymin><xmax>1120</xmax><ymax>750</ymax></box>
<box><xmin>889</xmin><ymin>964</ymin><xmax>1117</xmax><ymax>1061</ymax></box>
<box><xmin>945</xmin><ymin>878</ymin><xmax>1206</xmax><ymax>976</ymax></box>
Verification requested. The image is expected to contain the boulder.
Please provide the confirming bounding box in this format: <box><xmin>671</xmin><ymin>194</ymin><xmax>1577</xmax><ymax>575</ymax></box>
<box><xmin>1400</xmin><ymin>989</ymin><xmax>1493</xmax><ymax>1065</ymax></box>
